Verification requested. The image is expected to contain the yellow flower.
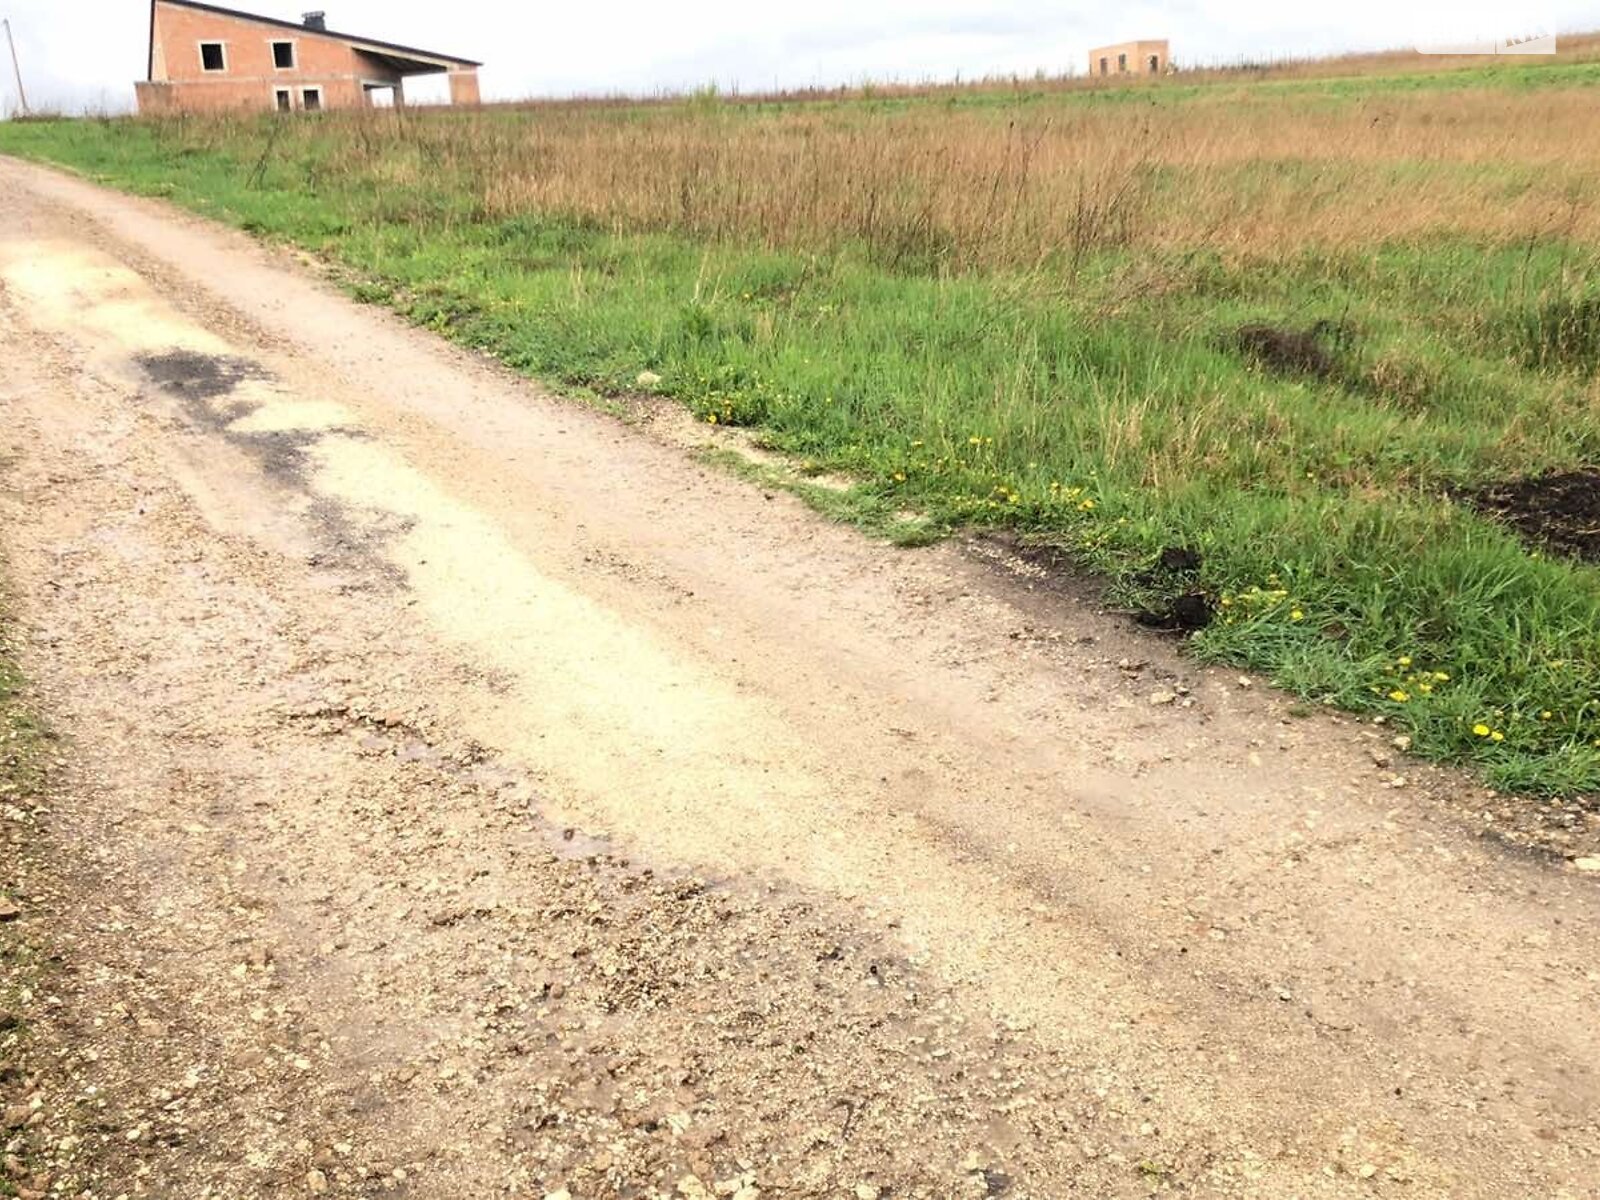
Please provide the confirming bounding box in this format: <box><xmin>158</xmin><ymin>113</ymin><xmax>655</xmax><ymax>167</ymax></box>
<box><xmin>1290</xmin><ymin>610</ymin><xmax>1305</xmax><ymax>622</ymax></box>
<box><xmin>893</xmin><ymin>472</ymin><xmax>906</xmax><ymax>483</ymax></box>
<box><xmin>1473</xmin><ymin>724</ymin><xmax>1492</xmax><ymax>737</ymax></box>
<box><xmin>1398</xmin><ymin>656</ymin><xmax>1413</xmax><ymax>668</ymax></box>
<box><xmin>706</xmin><ymin>413</ymin><xmax>718</xmax><ymax>424</ymax></box>
<box><xmin>1434</xmin><ymin>672</ymin><xmax>1450</xmax><ymax>682</ymax></box>
<box><xmin>1541</xmin><ymin>710</ymin><xmax>1554</xmax><ymax>720</ymax></box>
<box><xmin>1491</xmin><ymin>731</ymin><xmax>1505</xmax><ymax>743</ymax></box>
<box><xmin>1388</xmin><ymin>690</ymin><xmax>1410</xmax><ymax>703</ymax></box>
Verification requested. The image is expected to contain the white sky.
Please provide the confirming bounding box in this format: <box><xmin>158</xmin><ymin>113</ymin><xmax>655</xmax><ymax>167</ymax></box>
<box><xmin>0</xmin><ymin>0</ymin><xmax>1586</xmax><ymax>113</ymax></box>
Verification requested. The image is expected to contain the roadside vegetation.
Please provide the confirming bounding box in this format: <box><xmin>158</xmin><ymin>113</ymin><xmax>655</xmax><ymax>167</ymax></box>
<box><xmin>5</xmin><ymin>47</ymin><xmax>1600</xmax><ymax>794</ymax></box>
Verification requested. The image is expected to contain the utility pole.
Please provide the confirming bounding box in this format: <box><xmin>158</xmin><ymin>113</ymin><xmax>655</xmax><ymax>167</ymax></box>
<box><xmin>3</xmin><ymin>19</ymin><xmax>27</xmax><ymax>117</ymax></box>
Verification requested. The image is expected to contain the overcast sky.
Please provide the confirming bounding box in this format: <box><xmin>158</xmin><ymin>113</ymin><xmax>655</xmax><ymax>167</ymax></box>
<box><xmin>0</xmin><ymin>0</ymin><xmax>1584</xmax><ymax>113</ymax></box>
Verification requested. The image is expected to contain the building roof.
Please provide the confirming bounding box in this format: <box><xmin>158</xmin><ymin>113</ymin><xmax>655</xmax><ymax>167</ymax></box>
<box><xmin>148</xmin><ymin>0</ymin><xmax>483</xmax><ymax>80</ymax></box>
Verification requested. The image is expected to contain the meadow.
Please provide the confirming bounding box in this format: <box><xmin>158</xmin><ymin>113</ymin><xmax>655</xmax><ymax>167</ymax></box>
<box><xmin>5</xmin><ymin>48</ymin><xmax>1600</xmax><ymax>794</ymax></box>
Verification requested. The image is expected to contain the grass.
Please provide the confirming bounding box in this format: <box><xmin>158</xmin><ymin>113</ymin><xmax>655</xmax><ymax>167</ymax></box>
<box><xmin>4</xmin><ymin>50</ymin><xmax>1600</xmax><ymax>796</ymax></box>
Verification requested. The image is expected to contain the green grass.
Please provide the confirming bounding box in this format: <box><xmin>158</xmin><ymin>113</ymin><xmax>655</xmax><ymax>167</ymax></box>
<box><xmin>4</xmin><ymin>104</ymin><xmax>1599</xmax><ymax>796</ymax></box>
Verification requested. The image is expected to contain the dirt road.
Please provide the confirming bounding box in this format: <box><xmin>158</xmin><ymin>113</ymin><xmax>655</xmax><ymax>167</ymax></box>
<box><xmin>0</xmin><ymin>158</ymin><xmax>1595</xmax><ymax>1199</ymax></box>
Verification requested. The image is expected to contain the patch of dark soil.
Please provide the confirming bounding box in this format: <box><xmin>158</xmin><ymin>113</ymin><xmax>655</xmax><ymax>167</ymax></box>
<box><xmin>1134</xmin><ymin>591</ymin><xmax>1214</xmax><ymax>632</ymax></box>
<box><xmin>1233</xmin><ymin>321</ymin><xmax>1345</xmax><ymax>379</ymax></box>
<box><xmin>1156</xmin><ymin>546</ymin><xmax>1203</xmax><ymax>574</ymax></box>
<box><xmin>972</xmin><ymin>535</ymin><xmax>1214</xmax><ymax>633</ymax></box>
<box><xmin>137</xmin><ymin>351</ymin><xmax>268</xmax><ymax>400</ymax></box>
<box><xmin>1466</xmin><ymin>470</ymin><xmax>1600</xmax><ymax>563</ymax></box>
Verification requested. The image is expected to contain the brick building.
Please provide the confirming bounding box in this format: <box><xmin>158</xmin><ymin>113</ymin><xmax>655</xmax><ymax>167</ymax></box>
<box><xmin>1088</xmin><ymin>40</ymin><xmax>1170</xmax><ymax>78</ymax></box>
<box><xmin>136</xmin><ymin>0</ymin><xmax>482</xmax><ymax>114</ymax></box>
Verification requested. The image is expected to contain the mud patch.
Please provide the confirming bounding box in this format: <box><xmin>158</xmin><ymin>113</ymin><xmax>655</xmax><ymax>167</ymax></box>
<box><xmin>974</xmin><ymin>535</ymin><xmax>1214</xmax><ymax>633</ymax></box>
<box><xmin>1467</xmin><ymin>470</ymin><xmax>1600</xmax><ymax>563</ymax></box>
<box><xmin>1233</xmin><ymin>322</ymin><xmax>1344</xmax><ymax>379</ymax></box>
<box><xmin>137</xmin><ymin>350</ymin><xmax>269</xmax><ymax>400</ymax></box>
<box><xmin>138</xmin><ymin>351</ymin><xmax>399</xmax><ymax>584</ymax></box>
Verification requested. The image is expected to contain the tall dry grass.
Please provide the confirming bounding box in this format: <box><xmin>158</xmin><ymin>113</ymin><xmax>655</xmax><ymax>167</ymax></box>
<box><xmin>162</xmin><ymin>48</ymin><xmax>1600</xmax><ymax>271</ymax></box>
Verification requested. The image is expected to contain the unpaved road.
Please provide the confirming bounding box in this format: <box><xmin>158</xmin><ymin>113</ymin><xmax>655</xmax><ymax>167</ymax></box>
<box><xmin>0</xmin><ymin>158</ymin><xmax>1596</xmax><ymax>1199</ymax></box>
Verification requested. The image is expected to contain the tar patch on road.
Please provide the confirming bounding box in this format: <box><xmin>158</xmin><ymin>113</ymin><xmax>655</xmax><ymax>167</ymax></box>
<box><xmin>136</xmin><ymin>349</ymin><xmax>403</xmax><ymax>588</ymax></box>
<box><xmin>138</xmin><ymin>349</ymin><xmax>269</xmax><ymax>400</ymax></box>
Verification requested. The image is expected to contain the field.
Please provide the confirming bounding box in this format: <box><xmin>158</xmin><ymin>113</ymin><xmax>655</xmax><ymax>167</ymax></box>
<box><xmin>5</xmin><ymin>50</ymin><xmax>1600</xmax><ymax>794</ymax></box>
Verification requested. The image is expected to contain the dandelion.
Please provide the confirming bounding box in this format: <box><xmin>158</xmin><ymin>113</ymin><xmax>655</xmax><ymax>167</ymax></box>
<box><xmin>893</xmin><ymin>472</ymin><xmax>906</xmax><ymax>483</ymax></box>
<box><xmin>1473</xmin><ymin>724</ymin><xmax>1492</xmax><ymax>738</ymax></box>
<box><xmin>1541</xmin><ymin>710</ymin><xmax>1554</xmax><ymax>720</ymax></box>
<box><xmin>1389</xmin><ymin>690</ymin><xmax>1410</xmax><ymax>703</ymax></box>
<box><xmin>1434</xmin><ymin>672</ymin><xmax>1450</xmax><ymax>682</ymax></box>
<box><xmin>1290</xmin><ymin>609</ymin><xmax>1305</xmax><ymax>622</ymax></box>
<box><xmin>1491</xmin><ymin>731</ymin><xmax>1506</xmax><ymax>743</ymax></box>
<box><xmin>1398</xmin><ymin>656</ymin><xmax>1413</xmax><ymax>668</ymax></box>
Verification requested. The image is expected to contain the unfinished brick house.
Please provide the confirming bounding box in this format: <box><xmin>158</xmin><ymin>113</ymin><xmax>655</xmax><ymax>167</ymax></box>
<box><xmin>1088</xmin><ymin>40</ymin><xmax>1170</xmax><ymax>78</ymax></box>
<box><xmin>136</xmin><ymin>1</ymin><xmax>482</xmax><ymax>114</ymax></box>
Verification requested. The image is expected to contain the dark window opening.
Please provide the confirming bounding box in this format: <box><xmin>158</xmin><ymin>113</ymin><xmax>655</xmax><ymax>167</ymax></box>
<box><xmin>1118</xmin><ymin>53</ymin><xmax>1128</xmax><ymax>72</ymax></box>
<box><xmin>1099</xmin><ymin>57</ymin><xmax>1108</xmax><ymax>76</ymax></box>
<box><xmin>301</xmin><ymin>87</ymin><xmax>322</xmax><ymax>112</ymax></box>
<box><xmin>275</xmin><ymin>88</ymin><xmax>292</xmax><ymax>112</ymax></box>
<box><xmin>1149</xmin><ymin>54</ymin><xmax>1160</xmax><ymax>73</ymax></box>
<box><xmin>273</xmin><ymin>41</ymin><xmax>296</xmax><ymax>69</ymax></box>
<box><xmin>200</xmin><ymin>42</ymin><xmax>226</xmax><ymax>72</ymax></box>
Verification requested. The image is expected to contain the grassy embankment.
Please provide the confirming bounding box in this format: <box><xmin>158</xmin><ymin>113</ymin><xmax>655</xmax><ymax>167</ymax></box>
<box><xmin>5</xmin><ymin>53</ymin><xmax>1600</xmax><ymax>794</ymax></box>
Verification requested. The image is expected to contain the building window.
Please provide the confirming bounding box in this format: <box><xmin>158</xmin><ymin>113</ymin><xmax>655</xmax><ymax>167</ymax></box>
<box><xmin>301</xmin><ymin>87</ymin><xmax>322</xmax><ymax>112</ymax></box>
<box><xmin>272</xmin><ymin>41</ymin><xmax>296</xmax><ymax>69</ymax></box>
<box><xmin>199</xmin><ymin>42</ymin><xmax>226</xmax><ymax>72</ymax></box>
<box><xmin>1099</xmin><ymin>57</ymin><xmax>1108</xmax><ymax>76</ymax></box>
<box><xmin>275</xmin><ymin>88</ymin><xmax>292</xmax><ymax>112</ymax></box>
<box><xmin>1118</xmin><ymin>53</ymin><xmax>1128</xmax><ymax>72</ymax></box>
<box><xmin>1149</xmin><ymin>54</ymin><xmax>1160</xmax><ymax>73</ymax></box>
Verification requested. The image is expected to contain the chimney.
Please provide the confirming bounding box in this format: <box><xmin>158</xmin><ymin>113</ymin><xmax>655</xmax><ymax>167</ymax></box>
<box><xmin>302</xmin><ymin>11</ymin><xmax>326</xmax><ymax>30</ymax></box>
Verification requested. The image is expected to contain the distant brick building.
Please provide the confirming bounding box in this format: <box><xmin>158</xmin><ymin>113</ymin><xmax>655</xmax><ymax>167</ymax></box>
<box><xmin>1088</xmin><ymin>40</ymin><xmax>1170</xmax><ymax>78</ymax></box>
<box><xmin>136</xmin><ymin>0</ymin><xmax>481</xmax><ymax>114</ymax></box>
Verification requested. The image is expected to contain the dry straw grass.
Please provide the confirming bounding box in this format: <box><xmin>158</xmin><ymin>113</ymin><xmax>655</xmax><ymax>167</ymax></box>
<box><xmin>177</xmin><ymin>39</ymin><xmax>1600</xmax><ymax>272</ymax></box>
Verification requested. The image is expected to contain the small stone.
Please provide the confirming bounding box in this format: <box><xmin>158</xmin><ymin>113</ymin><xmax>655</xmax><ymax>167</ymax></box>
<box><xmin>1357</xmin><ymin>1163</ymin><xmax>1378</xmax><ymax>1179</ymax></box>
<box><xmin>0</xmin><ymin>897</ymin><xmax>20</xmax><ymax>922</ymax></box>
<box><xmin>306</xmin><ymin>1169</ymin><xmax>330</xmax><ymax>1194</ymax></box>
<box><xmin>1149</xmin><ymin>692</ymin><xmax>1178</xmax><ymax>707</ymax></box>
<box><xmin>3</xmin><ymin>1104</ymin><xmax>30</xmax><ymax>1130</ymax></box>
<box><xmin>855</xmin><ymin>1186</ymin><xmax>880</xmax><ymax>1200</ymax></box>
<box><xmin>1573</xmin><ymin>857</ymin><xmax>1600</xmax><ymax>874</ymax></box>
<box><xmin>1368</xmin><ymin>749</ymin><xmax>1391</xmax><ymax>769</ymax></box>
<box><xmin>1392</xmin><ymin>735</ymin><xmax>1413</xmax><ymax>752</ymax></box>
<box><xmin>544</xmin><ymin>1190</ymin><xmax>572</xmax><ymax>1200</ymax></box>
